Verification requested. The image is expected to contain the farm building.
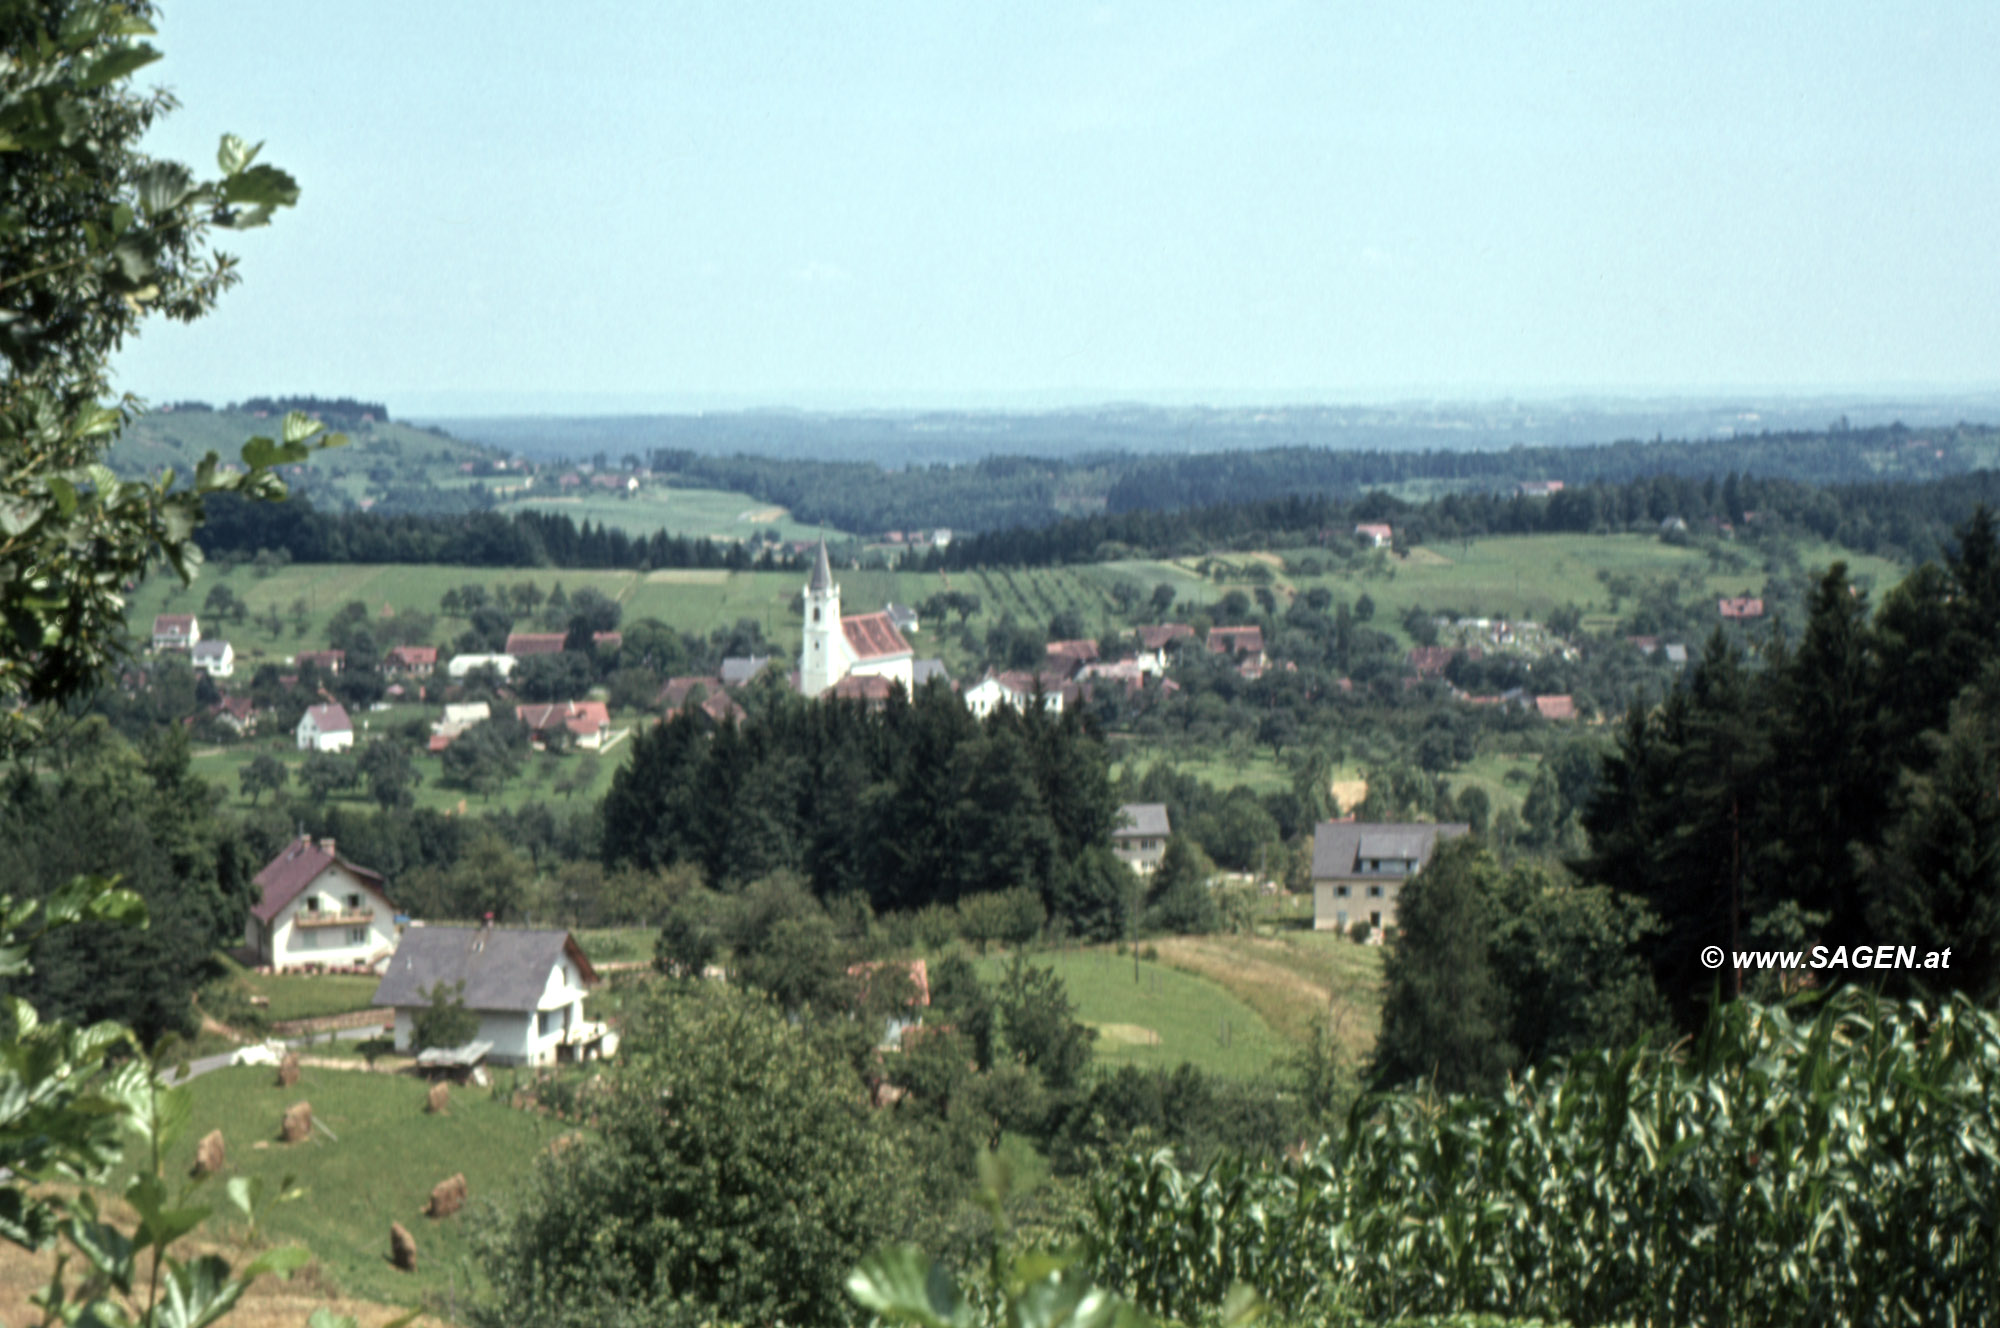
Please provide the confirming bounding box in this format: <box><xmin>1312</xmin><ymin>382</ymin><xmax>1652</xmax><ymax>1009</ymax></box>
<box><xmin>296</xmin><ymin>703</ymin><xmax>354</xmax><ymax>752</ymax></box>
<box><xmin>246</xmin><ymin>835</ymin><xmax>399</xmax><ymax>973</ymax></box>
<box><xmin>190</xmin><ymin>640</ymin><xmax>234</xmax><ymax>678</ymax></box>
<box><xmin>1311</xmin><ymin>821</ymin><xmax>1471</xmax><ymax>935</ymax></box>
<box><xmin>151</xmin><ymin>614</ymin><xmax>199</xmax><ymax>651</ymax></box>
<box><xmin>372</xmin><ymin>924</ymin><xmax>613</xmax><ymax>1067</ymax></box>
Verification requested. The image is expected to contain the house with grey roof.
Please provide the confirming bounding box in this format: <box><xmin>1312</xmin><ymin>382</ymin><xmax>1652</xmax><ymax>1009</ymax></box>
<box><xmin>1311</xmin><ymin>820</ymin><xmax>1470</xmax><ymax>935</ymax></box>
<box><xmin>246</xmin><ymin>835</ymin><xmax>399</xmax><ymax>972</ymax></box>
<box><xmin>372</xmin><ymin>924</ymin><xmax>612</xmax><ymax>1066</ymax></box>
<box><xmin>1112</xmin><ymin>803</ymin><xmax>1172</xmax><ymax>875</ymax></box>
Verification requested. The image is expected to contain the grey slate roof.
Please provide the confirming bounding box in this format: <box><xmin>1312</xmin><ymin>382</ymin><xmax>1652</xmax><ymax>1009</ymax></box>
<box><xmin>1311</xmin><ymin>821</ymin><xmax>1470</xmax><ymax>878</ymax></box>
<box><xmin>912</xmin><ymin>658</ymin><xmax>951</xmax><ymax>687</ymax></box>
<box><xmin>372</xmin><ymin>926</ymin><xmax>596</xmax><ymax>1013</ymax></box>
<box><xmin>1114</xmin><ymin>803</ymin><xmax>1171</xmax><ymax>839</ymax></box>
<box><xmin>719</xmin><ymin>655</ymin><xmax>770</xmax><ymax>686</ymax></box>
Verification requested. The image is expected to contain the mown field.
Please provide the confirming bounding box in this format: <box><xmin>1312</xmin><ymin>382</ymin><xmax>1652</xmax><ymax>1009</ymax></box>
<box><xmin>493</xmin><ymin>483</ymin><xmax>834</xmax><ymax>543</ymax></box>
<box><xmin>149</xmin><ymin>1065</ymin><xmax>572</xmax><ymax>1310</ymax></box>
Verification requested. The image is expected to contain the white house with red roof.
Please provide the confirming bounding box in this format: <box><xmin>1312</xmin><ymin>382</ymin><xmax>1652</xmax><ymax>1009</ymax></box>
<box><xmin>151</xmin><ymin>614</ymin><xmax>200</xmax><ymax>652</ymax></box>
<box><xmin>296</xmin><ymin>703</ymin><xmax>354</xmax><ymax>752</ymax></box>
<box><xmin>798</xmin><ymin>541</ymin><xmax>914</xmax><ymax>698</ymax></box>
<box><xmin>246</xmin><ymin>835</ymin><xmax>399</xmax><ymax>972</ymax></box>
<box><xmin>514</xmin><ymin>700</ymin><xmax>612</xmax><ymax>749</ymax></box>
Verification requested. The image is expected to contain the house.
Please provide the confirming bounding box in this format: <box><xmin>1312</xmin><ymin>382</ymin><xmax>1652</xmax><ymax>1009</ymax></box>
<box><xmin>1355</xmin><ymin>523</ymin><xmax>1394</xmax><ymax>547</ymax></box>
<box><xmin>1135</xmin><ymin>624</ymin><xmax>1195</xmax><ymax>672</ymax></box>
<box><xmin>1044</xmin><ymin>639</ymin><xmax>1100</xmax><ymax>678</ymax></box>
<box><xmin>1534</xmin><ymin>695</ymin><xmax>1578</xmax><ymax>721</ymax></box>
<box><xmin>504</xmin><ymin>632</ymin><xmax>566</xmax><ymax>657</ymax></box>
<box><xmin>429</xmin><ymin>701</ymin><xmax>491</xmax><ymax>751</ymax></box>
<box><xmin>1311</xmin><ymin>821</ymin><xmax>1470</xmax><ymax>934</ymax></box>
<box><xmin>515</xmin><ymin>700</ymin><xmax>611</xmax><ymax>749</ymax></box>
<box><xmin>1719</xmin><ymin>597</ymin><xmax>1765</xmax><ymax>620</ymax></box>
<box><xmin>848</xmin><ymin>958</ymin><xmax>931</xmax><ymax>1047</ymax></box>
<box><xmin>384</xmin><ymin>645</ymin><xmax>438</xmax><ymax>677</ymax></box>
<box><xmin>1516</xmin><ymin>480</ymin><xmax>1565</xmax><ymax>497</ymax></box>
<box><xmin>211</xmin><ymin>696</ymin><xmax>258</xmax><ymax>736</ymax></box>
<box><xmin>912</xmin><ymin>658</ymin><xmax>951</xmax><ymax>689</ymax></box>
<box><xmin>297</xmin><ymin>703</ymin><xmax>354</xmax><ymax>752</ymax></box>
<box><xmin>372</xmin><ymin>925</ymin><xmax>613</xmax><ymax>1066</ymax></box>
<box><xmin>151</xmin><ymin>614</ymin><xmax>199</xmax><ymax>652</ymax></box>
<box><xmin>1409</xmin><ymin>645</ymin><xmax>1477</xmax><ymax>679</ymax></box>
<box><xmin>446</xmin><ymin>652</ymin><xmax>518</xmax><ymax>679</ymax></box>
<box><xmin>246</xmin><ymin>835</ymin><xmax>399</xmax><ymax>972</ymax></box>
<box><xmin>1207</xmin><ymin>626</ymin><xmax>1265</xmax><ymax>664</ymax></box>
<box><xmin>719</xmin><ymin>655</ymin><xmax>771</xmax><ymax>688</ymax></box>
<box><xmin>591</xmin><ymin>631</ymin><xmax>622</xmax><ymax>652</ymax></box>
<box><xmin>884</xmin><ymin>603</ymin><xmax>920</xmax><ymax>635</ymax></box>
<box><xmin>962</xmin><ymin>669</ymin><xmax>1070</xmax><ymax>719</ymax></box>
<box><xmin>1111</xmin><ymin>803</ymin><xmax>1171</xmax><ymax>875</ymax></box>
<box><xmin>831</xmin><ymin>674</ymin><xmax>898</xmax><ymax>707</ymax></box>
<box><xmin>190</xmin><ymin>640</ymin><xmax>234</xmax><ymax>678</ymax></box>
<box><xmin>295</xmin><ymin>649</ymin><xmax>345</xmax><ymax>675</ymax></box>
<box><xmin>798</xmin><ymin>541</ymin><xmax>915</xmax><ymax>698</ymax></box>
<box><xmin>657</xmin><ymin>676</ymin><xmax>725</xmax><ymax>712</ymax></box>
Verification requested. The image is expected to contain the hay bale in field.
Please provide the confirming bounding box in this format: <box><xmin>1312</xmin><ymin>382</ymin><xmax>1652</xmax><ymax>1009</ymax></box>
<box><xmin>279</xmin><ymin>1101</ymin><xmax>313</xmax><ymax>1143</ymax></box>
<box><xmin>191</xmin><ymin>1129</ymin><xmax>225</xmax><ymax>1177</ymax></box>
<box><xmin>425</xmin><ymin>1173</ymin><xmax>467</xmax><ymax>1219</ymax></box>
<box><xmin>425</xmin><ymin>1081</ymin><xmax>450</xmax><ymax>1114</ymax></box>
<box><xmin>276</xmin><ymin>1051</ymin><xmax>300</xmax><ymax>1087</ymax></box>
<box><xmin>389</xmin><ymin>1221</ymin><xmax>418</xmax><ymax>1272</ymax></box>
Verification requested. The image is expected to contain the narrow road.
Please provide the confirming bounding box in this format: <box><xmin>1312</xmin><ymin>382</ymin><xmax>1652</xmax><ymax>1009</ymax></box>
<box><xmin>169</xmin><ymin>1023</ymin><xmax>384</xmax><ymax>1083</ymax></box>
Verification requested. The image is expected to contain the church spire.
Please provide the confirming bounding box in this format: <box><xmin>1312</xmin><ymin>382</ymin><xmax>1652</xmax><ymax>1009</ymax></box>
<box><xmin>809</xmin><ymin>538</ymin><xmax>832</xmax><ymax>593</ymax></box>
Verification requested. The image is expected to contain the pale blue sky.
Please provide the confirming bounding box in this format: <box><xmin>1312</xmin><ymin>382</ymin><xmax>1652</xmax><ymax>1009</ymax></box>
<box><xmin>114</xmin><ymin>2</ymin><xmax>2000</xmax><ymax>413</ymax></box>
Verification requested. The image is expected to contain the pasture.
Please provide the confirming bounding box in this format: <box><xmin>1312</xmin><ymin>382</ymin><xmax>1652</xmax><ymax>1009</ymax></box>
<box><xmin>494</xmin><ymin>483</ymin><xmax>836</xmax><ymax>543</ymax></box>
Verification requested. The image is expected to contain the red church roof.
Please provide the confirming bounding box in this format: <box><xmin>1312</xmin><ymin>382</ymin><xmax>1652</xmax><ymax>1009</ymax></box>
<box><xmin>842</xmin><ymin>611</ymin><xmax>911</xmax><ymax>661</ymax></box>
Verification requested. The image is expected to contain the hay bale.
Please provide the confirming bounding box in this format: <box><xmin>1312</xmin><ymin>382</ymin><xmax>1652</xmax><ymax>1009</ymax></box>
<box><xmin>190</xmin><ymin>1129</ymin><xmax>225</xmax><ymax>1177</ymax></box>
<box><xmin>280</xmin><ymin>1101</ymin><xmax>313</xmax><ymax>1144</ymax></box>
<box><xmin>389</xmin><ymin>1221</ymin><xmax>418</xmax><ymax>1272</ymax></box>
<box><xmin>425</xmin><ymin>1081</ymin><xmax>450</xmax><ymax>1114</ymax></box>
<box><xmin>424</xmin><ymin>1173</ymin><xmax>467</xmax><ymax>1219</ymax></box>
<box><xmin>276</xmin><ymin>1052</ymin><xmax>300</xmax><ymax>1087</ymax></box>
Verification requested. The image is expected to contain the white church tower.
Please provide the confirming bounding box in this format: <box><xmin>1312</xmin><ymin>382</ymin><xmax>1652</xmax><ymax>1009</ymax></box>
<box><xmin>799</xmin><ymin>540</ymin><xmax>846</xmax><ymax>698</ymax></box>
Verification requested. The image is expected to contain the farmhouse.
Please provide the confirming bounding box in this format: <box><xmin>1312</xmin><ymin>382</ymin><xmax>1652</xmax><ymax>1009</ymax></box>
<box><xmin>384</xmin><ymin>645</ymin><xmax>437</xmax><ymax>677</ymax></box>
<box><xmin>1355</xmin><ymin>523</ymin><xmax>1394</xmax><ymax>547</ymax></box>
<box><xmin>962</xmin><ymin>669</ymin><xmax>1070</xmax><ymax>719</ymax></box>
<box><xmin>1719</xmin><ymin>597</ymin><xmax>1766</xmax><ymax>620</ymax></box>
<box><xmin>798</xmin><ymin>541</ymin><xmax>915</xmax><ymax>698</ymax></box>
<box><xmin>295</xmin><ymin>649</ymin><xmax>344</xmax><ymax>675</ymax></box>
<box><xmin>296</xmin><ymin>703</ymin><xmax>354</xmax><ymax>752</ymax></box>
<box><xmin>1311</xmin><ymin>820</ymin><xmax>1471</xmax><ymax>935</ymax></box>
<box><xmin>504</xmin><ymin>632</ymin><xmax>566</xmax><ymax>657</ymax></box>
<box><xmin>190</xmin><ymin>640</ymin><xmax>234</xmax><ymax>678</ymax></box>
<box><xmin>1135</xmin><ymin>623</ymin><xmax>1195</xmax><ymax>672</ymax></box>
<box><xmin>446</xmin><ymin>652</ymin><xmax>518</xmax><ymax>679</ymax></box>
<box><xmin>1112</xmin><ymin>803</ymin><xmax>1171</xmax><ymax>875</ymax></box>
<box><xmin>515</xmin><ymin>700</ymin><xmax>611</xmax><ymax>749</ymax></box>
<box><xmin>1207</xmin><ymin>625</ymin><xmax>1265</xmax><ymax>664</ymax></box>
<box><xmin>151</xmin><ymin>614</ymin><xmax>199</xmax><ymax>651</ymax></box>
<box><xmin>372</xmin><ymin>925</ymin><xmax>613</xmax><ymax>1066</ymax></box>
<box><xmin>246</xmin><ymin>835</ymin><xmax>399</xmax><ymax>972</ymax></box>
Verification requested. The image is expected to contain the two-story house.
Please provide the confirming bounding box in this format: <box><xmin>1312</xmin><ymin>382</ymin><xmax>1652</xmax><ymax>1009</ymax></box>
<box><xmin>1111</xmin><ymin>803</ymin><xmax>1171</xmax><ymax>875</ymax></box>
<box><xmin>1311</xmin><ymin>820</ymin><xmax>1471</xmax><ymax>935</ymax></box>
<box><xmin>246</xmin><ymin>835</ymin><xmax>400</xmax><ymax>972</ymax></box>
<box><xmin>372</xmin><ymin>925</ymin><xmax>612</xmax><ymax>1066</ymax></box>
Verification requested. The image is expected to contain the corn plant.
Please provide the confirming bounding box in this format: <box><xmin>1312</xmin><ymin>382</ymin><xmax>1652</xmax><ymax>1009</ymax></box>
<box><xmin>1086</xmin><ymin>989</ymin><xmax>2000</xmax><ymax>1328</ymax></box>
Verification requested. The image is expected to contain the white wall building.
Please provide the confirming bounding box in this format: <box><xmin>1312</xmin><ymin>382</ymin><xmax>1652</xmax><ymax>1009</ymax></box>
<box><xmin>798</xmin><ymin>541</ymin><xmax>914</xmax><ymax>699</ymax></box>
<box><xmin>373</xmin><ymin>926</ymin><xmax>611</xmax><ymax>1066</ymax></box>
<box><xmin>191</xmin><ymin>640</ymin><xmax>234</xmax><ymax>678</ymax></box>
<box><xmin>296</xmin><ymin>703</ymin><xmax>354</xmax><ymax>752</ymax></box>
<box><xmin>245</xmin><ymin>835</ymin><xmax>399</xmax><ymax>972</ymax></box>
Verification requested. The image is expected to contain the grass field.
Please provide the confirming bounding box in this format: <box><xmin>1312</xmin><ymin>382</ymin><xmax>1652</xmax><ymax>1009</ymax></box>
<box><xmin>495</xmin><ymin>483</ymin><xmax>836</xmax><ymax>543</ymax></box>
<box><xmin>1147</xmin><ymin>930</ymin><xmax>1385</xmax><ymax>1062</ymax></box>
<box><xmin>153</xmin><ymin>1065</ymin><xmax>573</xmax><ymax>1309</ymax></box>
<box><xmin>975</xmin><ymin>947</ymin><xmax>1291</xmax><ymax>1080</ymax></box>
<box><xmin>242</xmin><ymin>972</ymin><xmax>383</xmax><ymax>1023</ymax></box>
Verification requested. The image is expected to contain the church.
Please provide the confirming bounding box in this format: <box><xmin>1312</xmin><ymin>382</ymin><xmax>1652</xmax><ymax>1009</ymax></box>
<box><xmin>798</xmin><ymin>541</ymin><xmax>914</xmax><ymax>698</ymax></box>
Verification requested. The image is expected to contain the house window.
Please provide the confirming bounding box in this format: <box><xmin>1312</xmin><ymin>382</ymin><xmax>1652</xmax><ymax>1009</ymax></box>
<box><xmin>295</xmin><ymin>927</ymin><xmax>318</xmax><ymax>950</ymax></box>
<box><xmin>538</xmin><ymin>1008</ymin><xmax>558</xmax><ymax>1037</ymax></box>
<box><xmin>1370</xmin><ymin>911</ymin><xmax>1382</xmax><ymax>928</ymax></box>
<box><xmin>1335</xmin><ymin>885</ymin><xmax>1349</xmax><ymax>898</ymax></box>
<box><xmin>347</xmin><ymin>893</ymin><xmax>361</xmax><ymax>910</ymax></box>
<box><xmin>812</xmin><ymin>607</ymin><xmax>820</xmax><ymax>623</ymax></box>
<box><xmin>305</xmin><ymin>896</ymin><xmax>320</xmax><ymax>913</ymax></box>
<box><xmin>346</xmin><ymin>927</ymin><xmax>367</xmax><ymax>945</ymax></box>
<box><xmin>1367</xmin><ymin>885</ymin><xmax>1383</xmax><ymax>898</ymax></box>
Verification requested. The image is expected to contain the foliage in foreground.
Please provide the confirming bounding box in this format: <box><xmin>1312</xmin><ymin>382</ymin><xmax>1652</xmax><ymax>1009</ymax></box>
<box><xmin>1087</xmin><ymin>989</ymin><xmax>2000</xmax><ymax>1328</ymax></box>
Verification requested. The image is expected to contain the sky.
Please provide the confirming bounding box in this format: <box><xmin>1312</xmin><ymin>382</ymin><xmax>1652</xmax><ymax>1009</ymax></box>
<box><xmin>112</xmin><ymin>2</ymin><xmax>2000</xmax><ymax>414</ymax></box>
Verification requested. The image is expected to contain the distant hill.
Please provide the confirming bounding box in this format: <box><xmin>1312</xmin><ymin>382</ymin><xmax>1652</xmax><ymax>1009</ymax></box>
<box><xmin>110</xmin><ymin>406</ymin><xmax>507</xmax><ymax>516</ymax></box>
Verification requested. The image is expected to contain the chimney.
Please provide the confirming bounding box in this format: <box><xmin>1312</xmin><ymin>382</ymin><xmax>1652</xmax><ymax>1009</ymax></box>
<box><xmin>322</xmin><ymin>838</ymin><xmax>336</xmax><ymax>857</ymax></box>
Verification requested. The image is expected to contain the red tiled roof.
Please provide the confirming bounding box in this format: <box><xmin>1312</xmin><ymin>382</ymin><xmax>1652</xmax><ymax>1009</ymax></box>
<box><xmin>296</xmin><ymin>650</ymin><xmax>344</xmax><ymax>672</ymax></box>
<box><xmin>153</xmin><ymin>614</ymin><xmax>197</xmax><ymax>637</ymax></box>
<box><xmin>832</xmin><ymin>674</ymin><xmax>896</xmax><ymax>702</ymax></box>
<box><xmin>842</xmin><ymin>611</ymin><xmax>911</xmax><ymax>661</ymax></box>
<box><xmin>515</xmin><ymin>701</ymin><xmax>610</xmax><ymax>735</ymax></box>
<box><xmin>303</xmin><ymin>702</ymin><xmax>351</xmax><ymax>733</ymax></box>
<box><xmin>1408</xmin><ymin>645</ymin><xmax>1479</xmax><ymax>678</ymax></box>
<box><xmin>386</xmin><ymin>645</ymin><xmax>437</xmax><ymax>668</ymax></box>
<box><xmin>1719</xmin><ymin>597</ymin><xmax>1765</xmax><ymax>619</ymax></box>
<box><xmin>1535</xmin><ymin>695</ymin><xmax>1578</xmax><ymax>721</ymax></box>
<box><xmin>214</xmin><ymin>696</ymin><xmax>256</xmax><ymax>721</ymax></box>
<box><xmin>505</xmin><ymin>632</ymin><xmax>567</xmax><ymax>656</ymax></box>
<box><xmin>657</xmin><ymin>676</ymin><xmax>724</xmax><ymax>710</ymax></box>
<box><xmin>1046</xmin><ymin>639</ymin><xmax>1099</xmax><ymax>662</ymax></box>
<box><xmin>1207</xmin><ymin>625</ymin><xmax>1264</xmax><ymax>655</ymax></box>
<box><xmin>1137</xmin><ymin>624</ymin><xmax>1195</xmax><ymax>651</ymax></box>
<box><xmin>700</xmin><ymin>690</ymin><xmax>744</xmax><ymax>722</ymax></box>
<box><xmin>848</xmin><ymin>958</ymin><xmax>930</xmax><ymax>1008</ymax></box>
<box><xmin>592</xmin><ymin>631</ymin><xmax>622</xmax><ymax>650</ymax></box>
<box><xmin>251</xmin><ymin>835</ymin><xmax>388</xmax><ymax>923</ymax></box>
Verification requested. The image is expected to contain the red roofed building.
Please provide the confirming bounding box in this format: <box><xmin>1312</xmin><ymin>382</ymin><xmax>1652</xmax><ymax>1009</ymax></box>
<box><xmin>151</xmin><ymin>614</ymin><xmax>200</xmax><ymax>652</ymax></box>
<box><xmin>1044</xmin><ymin>639</ymin><xmax>1100</xmax><ymax>677</ymax></box>
<box><xmin>295</xmin><ymin>649</ymin><xmax>345</xmax><ymax>675</ymax></box>
<box><xmin>1535</xmin><ymin>695</ymin><xmax>1578</xmax><ymax>722</ymax></box>
<box><xmin>505</xmin><ymin>632</ymin><xmax>567</xmax><ymax>656</ymax></box>
<box><xmin>514</xmin><ymin>700</ymin><xmax>612</xmax><ymax>749</ymax></box>
<box><xmin>1207</xmin><ymin>625</ymin><xmax>1265</xmax><ymax>662</ymax></box>
<box><xmin>1355</xmin><ymin>523</ymin><xmax>1394</xmax><ymax>547</ymax></box>
<box><xmin>384</xmin><ymin>645</ymin><xmax>437</xmax><ymax>677</ymax></box>
<box><xmin>798</xmin><ymin>541</ymin><xmax>915</xmax><ymax>698</ymax></box>
<box><xmin>1719</xmin><ymin>597</ymin><xmax>1765</xmax><ymax>620</ymax></box>
<box><xmin>245</xmin><ymin>835</ymin><xmax>398</xmax><ymax>973</ymax></box>
<box><xmin>1408</xmin><ymin>645</ymin><xmax>1479</xmax><ymax>679</ymax></box>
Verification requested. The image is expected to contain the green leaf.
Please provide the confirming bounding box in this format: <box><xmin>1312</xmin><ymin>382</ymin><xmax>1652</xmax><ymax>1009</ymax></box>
<box><xmin>280</xmin><ymin>412</ymin><xmax>321</xmax><ymax>446</ymax></box>
<box><xmin>239</xmin><ymin>436</ymin><xmax>309</xmax><ymax>471</ymax></box>
<box><xmin>216</xmin><ymin>135</ymin><xmax>260</xmax><ymax>176</ymax></box>
<box><xmin>152</xmin><ymin>1253</ymin><xmax>247</xmax><ymax>1328</ymax></box>
<box><xmin>846</xmin><ymin>1247</ymin><xmax>968</xmax><ymax>1328</ymax></box>
<box><xmin>74</xmin><ymin>42</ymin><xmax>161</xmax><ymax>90</ymax></box>
<box><xmin>44</xmin><ymin>876</ymin><xmax>125</xmax><ymax>927</ymax></box>
<box><xmin>136</xmin><ymin>161</ymin><xmax>194</xmax><ymax>217</ymax></box>
<box><xmin>239</xmin><ymin>1244</ymin><xmax>312</xmax><ymax>1280</ymax></box>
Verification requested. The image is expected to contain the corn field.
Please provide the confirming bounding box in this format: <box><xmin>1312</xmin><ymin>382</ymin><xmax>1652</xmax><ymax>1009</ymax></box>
<box><xmin>1086</xmin><ymin>990</ymin><xmax>2000</xmax><ymax>1327</ymax></box>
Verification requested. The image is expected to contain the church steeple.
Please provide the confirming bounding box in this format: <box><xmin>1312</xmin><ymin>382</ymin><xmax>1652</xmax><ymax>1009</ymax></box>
<box><xmin>800</xmin><ymin>539</ymin><xmax>843</xmax><ymax>698</ymax></box>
